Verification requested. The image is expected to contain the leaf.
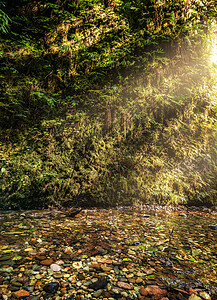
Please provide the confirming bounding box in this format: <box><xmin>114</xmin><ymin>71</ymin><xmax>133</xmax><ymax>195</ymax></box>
<box><xmin>99</xmin><ymin>249</ymin><xmax>107</xmax><ymax>255</ymax></box>
<box><xmin>12</xmin><ymin>256</ymin><xmax>22</xmax><ymax>261</ymax></box>
<box><xmin>148</xmin><ymin>247</ymin><xmax>158</xmax><ymax>253</ymax></box>
<box><xmin>1</xmin><ymin>167</ymin><xmax>6</xmax><ymax>173</ymax></box>
<box><xmin>2</xmin><ymin>249</ymin><xmax>14</xmax><ymax>253</ymax></box>
<box><xmin>187</xmin><ymin>257</ymin><xmax>198</xmax><ymax>262</ymax></box>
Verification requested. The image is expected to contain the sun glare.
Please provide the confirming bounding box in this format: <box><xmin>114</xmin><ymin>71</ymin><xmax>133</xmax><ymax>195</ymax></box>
<box><xmin>210</xmin><ymin>28</ymin><xmax>217</xmax><ymax>65</ymax></box>
<box><xmin>211</xmin><ymin>43</ymin><xmax>217</xmax><ymax>65</ymax></box>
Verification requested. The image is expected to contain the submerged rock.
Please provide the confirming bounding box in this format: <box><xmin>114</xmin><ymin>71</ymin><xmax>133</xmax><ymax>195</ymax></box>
<box><xmin>208</xmin><ymin>225</ymin><xmax>217</xmax><ymax>231</ymax></box>
<box><xmin>89</xmin><ymin>278</ymin><xmax>108</xmax><ymax>290</ymax></box>
<box><xmin>188</xmin><ymin>295</ymin><xmax>202</xmax><ymax>300</ymax></box>
<box><xmin>13</xmin><ymin>289</ymin><xmax>30</xmax><ymax>298</ymax></box>
<box><xmin>43</xmin><ymin>282</ymin><xmax>59</xmax><ymax>293</ymax></box>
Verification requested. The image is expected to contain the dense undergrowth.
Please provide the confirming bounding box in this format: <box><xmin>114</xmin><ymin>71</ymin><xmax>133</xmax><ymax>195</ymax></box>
<box><xmin>0</xmin><ymin>0</ymin><xmax>217</xmax><ymax>209</ymax></box>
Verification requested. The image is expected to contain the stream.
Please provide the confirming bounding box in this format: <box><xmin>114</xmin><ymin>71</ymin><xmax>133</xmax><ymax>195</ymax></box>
<box><xmin>0</xmin><ymin>206</ymin><xmax>217</xmax><ymax>299</ymax></box>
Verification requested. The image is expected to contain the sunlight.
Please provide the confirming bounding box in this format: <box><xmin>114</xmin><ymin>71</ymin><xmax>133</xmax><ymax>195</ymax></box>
<box><xmin>210</xmin><ymin>25</ymin><xmax>217</xmax><ymax>65</ymax></box>
<box><xmin>210</xmin><ymin>39</ymin><xmax>217</xmax><ymax>65</ymax></box>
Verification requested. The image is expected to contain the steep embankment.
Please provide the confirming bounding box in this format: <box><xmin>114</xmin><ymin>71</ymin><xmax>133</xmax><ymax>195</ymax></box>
<box><xmin>0</xmin><ymin>0</ymin><xmax>217</xmax><ymax>209</ymax></box>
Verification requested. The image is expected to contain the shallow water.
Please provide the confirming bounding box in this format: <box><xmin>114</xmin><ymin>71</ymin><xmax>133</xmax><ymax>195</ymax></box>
<box><xmin>0</xmin><ymin>207</ymin><xmax>217</xmax><ymax>299</ymax></box>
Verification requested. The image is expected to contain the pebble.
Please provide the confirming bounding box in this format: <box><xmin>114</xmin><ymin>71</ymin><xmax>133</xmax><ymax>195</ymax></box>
<box><xmin>208</xmin><ymin>225</ymin><xmax>217</xmax><ymax>231</ymax></box>
<box><xmin>112</xmin><ymin>287</ymin><xmax>124</xmax><ymax>294</ymax></box>
<box><xmin>89</xmin><ymin>278</ymin><xmax>108</xmax><ymax>290</ymax></box>
<box><xmin>50</xmin><ymin>264</ymin><xmax>61</xmax><ymax>272</ymax></box>
<box><xmin>93</xmin><ymin>289</ymin><xmax>103</xmax><ymax>297</ymax></box>
<box><xmin>117</xmin><ymin>281</ymin><xmax>133</xmax><ymax>290</ymax></box>
<box><xmin>64</xmin><ymin>247</ymin><xmax>73</xmax><ymax>255</ymax></box>
<box><xmin>40</xmin><ymin>258</ymin><xmax>54</xmax><ymax>266</ymax></box>
<box><xmin>13</xmin><ymin>289</ymin><xmax>30</xmax><ymax>298</ymax></box>
<box><xmin>43</xmin><ymin>282</ymin><xmax>60</xmax><ymax>293</ymax></box>
<box><xmin>0</xmin><ymin>268</ymin><xmax>13</xmax><ymax>273</ymax></box>
<box><xmin>121</xmin><ymin>291</ymin><xmax>129</xmax><ymax>297</ymax></box>
<box><xmin>189</xmin><ymin>295</ymin><xmax>202</xmax><ymax>300</ymax></box>
<box><xmin>145</xmin><ymin>285</ymin><xmax>167</xmax><ymax>296</ymax></box>
<box><xmin>199</xmin><ymin>292</ymin><xmax>211</xmax><ymax>300</ymax></box>
<box><xmin>126</xmin><ymin>273</ymin><xmax>134</xmax><ymax>278</ymax></box>
<box><xmin>139</xmin><ymin>286</ymin><xmax>148</xmax><ymax>296</ymax></box>
<box><xmin>136</xmin><ymin>277</ymin><xmax>143</xmax><ymax>284</ymax></box>
<box><xmin>53</xmin><ymin>274</ymin><xmax>62</xmax><ymax>279</ymax></box>
<box><xmin>84</xmin><ymin>281</ymin><xmax>92</xmax><ymax>286</ymax></box>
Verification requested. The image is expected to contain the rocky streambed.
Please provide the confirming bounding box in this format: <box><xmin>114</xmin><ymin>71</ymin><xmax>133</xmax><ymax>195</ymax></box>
<box><xmin>0</xmin><ymin>206</ymin><xmax>217</xmax><ymax>299</ymax></box>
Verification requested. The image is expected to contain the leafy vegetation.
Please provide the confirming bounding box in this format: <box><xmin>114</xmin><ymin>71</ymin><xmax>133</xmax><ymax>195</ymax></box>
<box><xmin>0</xmin><ymin>0</ymin><xmax>217</xmax><ymax>209</ymax></box>
<box><xmin>0</xmin><ymin>1</ymin><xmax>11</xmax><ymax>33</ymax></box>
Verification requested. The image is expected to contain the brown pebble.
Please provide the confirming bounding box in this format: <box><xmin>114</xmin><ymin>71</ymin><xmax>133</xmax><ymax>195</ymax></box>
<box><xmin>146</xmin><ymin>285</ymin><xmax>167</xmax><ymax>296</ymax></box>
<box><xmin>102</xmin><ymin>291</ymin><xmax>111</xmax><ymax>297</ymax></box>
<box><xmin>13</xmin><ymin>289</ymin><xmax>30</xmax><ymax>298</ymax></box>
<box><xmin>40</xmin><ymin>258</ymin><xmax>54</xmax><ymax>266</ymax></box>
<box><xmin>117</xmin><ymin>281</ymin><xmax>133</xmax><ymax>290</ymax></box>
<box><xmin>18</xmin><ymin>276</ymin><xmax>29</xmax><ymax>284</ymax></box>
<box><xmin>61</xmin><ymin>282</ymin><xmax>69</xmax><ymax>288</ymax></box>
<box><xmin>61</xmin><ymin>287</ymin><xmax>67</xmax><ymax>294</ymax></box>
<box><xmin>136</xmin><ymin>277</ymin><xmax>143</xmax><ymax>284</ymax></box>
<box><xmin>89</xmin><ymin>263</ymin><xmax>101</xmax><ymax>268</ymax></box>
<box><xmin>36</xmin><ymin>255</ymin><xmax>46</xmax><ymax>260</ymax></box>
<box><xmin>139</xmin><ymin>287</ymin><xmax>149</xmax><ymax>296</ymax></box>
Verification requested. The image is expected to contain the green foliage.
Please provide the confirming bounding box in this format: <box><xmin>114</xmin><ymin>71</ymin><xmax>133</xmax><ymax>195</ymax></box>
<box><xmin>0</xmin><ymin>1</ymin><xmax>11</xmax><ymax>33</ymax></box>
<box><xmin>0</xmin><ymin>0</ymin><xmax>217</xmax><ymax>209</ymax></box>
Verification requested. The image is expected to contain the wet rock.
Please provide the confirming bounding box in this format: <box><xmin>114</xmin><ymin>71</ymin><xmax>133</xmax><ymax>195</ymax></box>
<box><xmin>126</xmin><ymin>273</ymin><xmax>134</xmax><ymax>278</ymax></box>
<box><xmin>84</xmin><ymin>281</ymin><xmax>92</xmax><ymax>286</ymax></box>
<box><xmin>63</xmin><ymin>247</ymin><xmax>73</xmax><ymax>255</ymax></box>
<box><xmin>112</xmin><ymin>287</ymin><xmax>124</xmax><ymax>294</ymax></box>
<box><xmin>100</xmin><ymin>265</ymin><xmax>111</xmax><ymax>272</ymax></box>
<box><xmin>208</xmin><ymin>225</ymin><xmax>217</xmax><ymax>231</ymax></box>
<box><xmin>13</xmin><ymin>289</ymin><xmax>30</xmax><ymax>298</ymax></box>
<box><xmin>18</xmin><ymin>276</ymin><xmax>29</xmax><ymax>284</ymax></box>
<box><xmin>136</xmin><ymin>277</ymin><xmax>143</xmax><ymax>284</ymax></box>
<box><xmin>145</xmin><ymin>285</ymin><xmax>167</xmax><ymax>296</ymax></box>
<box><xmin>40</xmin><ymin>258</ymin><xmax>54</xmax><ymax>266</ymax></box>
<box><xmin>88</xmin><ymin>278</ymin><xmax>108</xmax><ymax>290</ymax></box>
<box><xmin>139</xmin><ymin>287</ymin><xmax>149</xmax><ymax>296</ymax></box>
<box><xmin>43</xmin><ymin>282</ymin><xmax>59</xmax><ymax>294</ymax></box>
<box><xmin>102</xmin><ymin>291</ymin><xmax>111</xmax><ymax>297</ymax></box>
<box><xmin>11</xmin><ymin>280</ymin><xmax>22</xmax><ymax>287</ymax></box>
<box><xmin>93</xmin><ymin>289</ymin><xmax>103</xmax><ymax>297</ymax></box>
<box><xmin>53</xmin><ymin>273</ymin><xmax>62</xmax><ymax>279</ymax></box>
<box><xmin>179</xmin><ymin>213</ymin><xmax>187</xmax><ymax>218</ymax></box>
<box><xmin>199</xmin><ymin>292</ymin><xmax>211</xmax><ymax>300</ymax></box>
<box><xmin>0</xmin><ymin>267</ymin><xmax>13</xmax><ymax>273</ymax></box>
<box><xmin>72</xmin><ymin>261</ymin><xmax>83</xmax><ymax>269</ymax></box>
<box><xmin>114</xmin><ymin>266</ymin><xmax>119</xmax><ymax>274</ymax></box>
<box><xmin>128</xmin><ymin>249</ymin><xmax>136</xmax><ymax>256</ymax></box>
<box><xmin>188</xmin><ymin>295</ymin><xmax>202</xmax><ymax>300</ymax></box>
<box><xmin>50</xmin><ymin>264</ymin><xmax>61</xmax><ymax>272</ymax></box>
<box><xmin>117</xmin><ymin>281</ymin><xmax>133</xmax><ymax>290</ymax></box>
